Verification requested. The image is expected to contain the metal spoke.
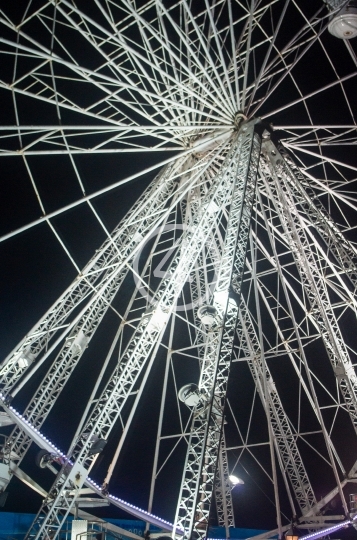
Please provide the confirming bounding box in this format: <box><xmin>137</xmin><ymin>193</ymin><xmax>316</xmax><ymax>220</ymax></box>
<box><xmin>0</xmin><ymin>2</ymin><xmax>357</xmax><ymax>540</ymax></box>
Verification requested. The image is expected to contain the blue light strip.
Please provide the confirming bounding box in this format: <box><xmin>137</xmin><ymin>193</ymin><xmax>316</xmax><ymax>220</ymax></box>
<box><xmin>299</xmin><ymin>517</ymin><xmax>354</xmax><ymax>540</ymax></box>
<box><xmin>0</xmin><ymin>394</ymin><xmax>184</xmax><ymax>535</ymax></box>
<box><xmin>207</xmin><ymin>515</ymin><xmax>357</xmax><ymax>540</ymax></box>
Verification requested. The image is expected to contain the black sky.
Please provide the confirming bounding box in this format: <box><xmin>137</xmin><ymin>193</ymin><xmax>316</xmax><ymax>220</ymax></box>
<box><xmin>0</xmin><ymin>0</ymin><xmax>357</xmax><ymax>537</ymax></box>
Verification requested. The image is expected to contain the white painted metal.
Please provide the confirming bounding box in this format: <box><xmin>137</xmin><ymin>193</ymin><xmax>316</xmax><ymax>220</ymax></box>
<box><xmin>237</xmin><ymin>299</ymin><xmax>316</xmax><ymax>517</ymax></box>
<box><xmin>0</xmin><ymin>2</ymin><xmax>356</xmax><ymax>540</ymax></box>
<box><xmin>0</xmin><ymin>161</ymin><xmax>183</xmax><ymax>391</ymax></box>
<box><xmin>23</xmin><ymin>132</ymin><xmax>243</xmax><ymax>539</ymax></box>
<box><xmin>71</xmin><ymin>520</ymin><xmax>88</xmax><ymax>540</ymax></box>
<box><xmin>174</xmin><ymin>121</ymin><xmax>261</xmax><ymax>540</ymax></box>
<box><xmin>262</xmin><ymin>143</ymin><xmax>357</xmax><ymax>440</ymax></box>
<box><xmin>215</xmin><ymin>432</ymin><xmax>235</xmax><ymax>535</ymax></box>
<box><xmin>2</xmin><ymin>160</ymin><xmax>206</xmax><ymax>485</ymax></box>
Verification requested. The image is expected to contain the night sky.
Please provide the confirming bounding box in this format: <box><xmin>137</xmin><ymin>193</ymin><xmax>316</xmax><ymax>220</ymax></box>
<box><xmin>0</xmin><ymin>0</ymin><xmax>357</xmax><ymax>538</ymax></box>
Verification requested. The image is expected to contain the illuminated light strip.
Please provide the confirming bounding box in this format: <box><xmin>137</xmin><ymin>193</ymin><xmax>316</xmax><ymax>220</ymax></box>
<box><xmin>86</xmin><ymin>476</ymin><xmax>184</xmax><ymax>533</ymax></box>
<box><xmin>207</xmin><ymin>516</ymin><xmax>357</xmax><ymax>540</ymax></box>
<box><xmin>2</xmin><ymin>399</ymin><xmax>353</xmax><ymax>539</ymax></box>
<box><xmin>299</xmin><ymin>518</ymin><xmax>353</xmax><ymax>540</ymax></box>
<box><xmin>0</xmin><ymin>394</ymin><xmax>184</xmax><ymax>535</ymax></box>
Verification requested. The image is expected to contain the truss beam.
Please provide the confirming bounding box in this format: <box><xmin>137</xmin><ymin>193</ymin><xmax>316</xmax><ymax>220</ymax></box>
<box><xmin>23</xmin><ymin>127</ymin><xmax>251</xmax><ymax>540</ymax></box>
<box><xmin>237</xmin><ymin>299</ymin><xmax>316</xmax><ymax>516</ymax></box>
<box><xmin>0</xmin><ymin>161</ymin><xmax>184</xmax><ymax>391</ymax></box>
<box><xmin>174</xmin><ymin>120</ymin><xmax>262</xmax><ymax>539</ymax></box>
<box><xmin>262</xmin><ymin>142</ymin><xmax>357</xmax><ymax>436</ymax></box>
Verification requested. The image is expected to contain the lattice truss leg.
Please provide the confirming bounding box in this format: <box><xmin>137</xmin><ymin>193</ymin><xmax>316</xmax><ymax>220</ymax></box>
<box><xmin>0</xmin><ymin>2</ymin><xmax>357</xmax><ymax>540</ymax></box>
<box><xmin>0</xmin><ymin>117</ymin><xmax>357</xmax><ymax>540</ymax></box>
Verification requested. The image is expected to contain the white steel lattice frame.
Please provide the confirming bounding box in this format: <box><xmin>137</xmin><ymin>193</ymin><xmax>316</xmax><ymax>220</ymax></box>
<box><xmin>0</xmin><ymin>2</ymin><xmax>357</xmax><ymax>540</ymax></box>
<box><xmin>4</xmin><ymin>176</ymin><xmax>197</xmax><ymax>474</ymax></box>
<box><xmin>262</xmin><ymin>143</ymin><xmax>357</xmax><ymax>436</ymax></box>
<box><xmin>174</xmin><ymin>121</ymin><xmax>261</xmax><ymax>540</ymax></box>
<box><xmin>0</xmin><ymin>160</ymin><xmax>184</xmax><ymax>391</ymax></box>
<box><xmin>22</xmin><ymin>128</ymin><xmax>251</xmax><ymax>540</ymax></box>
<box><xmin>236</xmin><ymin>299</ymin><xmax>316</xmax><ymax>516</ymax></box>
<box><xmin>215</xmin><ymin>431</ymin><xmax>235</xmax><ymax>534</ymax></box>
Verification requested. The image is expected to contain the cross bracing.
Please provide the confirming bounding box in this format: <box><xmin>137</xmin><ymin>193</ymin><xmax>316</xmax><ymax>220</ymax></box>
<box><xmin>0</xmin><ymin>2</ymin><xmax>357</xmax><ymax>540</ymax></box>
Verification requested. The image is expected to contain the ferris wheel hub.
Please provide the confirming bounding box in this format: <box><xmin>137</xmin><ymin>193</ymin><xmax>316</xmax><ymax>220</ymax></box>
<box><xmin>191</xmin><ymin>128</ymin><xmax>232</xmax><ymax>153</ymax></box>
<box><xmin>234</xmin><ymin>112</ymin><xmax>247</xmax><ymax>127</ymax></box>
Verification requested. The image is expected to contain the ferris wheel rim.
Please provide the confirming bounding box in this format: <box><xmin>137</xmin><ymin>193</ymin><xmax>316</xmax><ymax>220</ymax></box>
<box><xmin>0</xmin><ymin>0</ymin><xmax>356</xmax><ymax>535</ymax></box>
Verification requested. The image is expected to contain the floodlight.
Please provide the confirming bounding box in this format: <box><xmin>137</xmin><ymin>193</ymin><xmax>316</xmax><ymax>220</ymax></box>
<box><xmin>328</xmin><ymin>4</ymin><xmax>357</xmax><ymax>39</ymax></box>
<box><xmin>229</xmin><ymin>475</ymin><xmax>244</xmax><ymax>486</ymax></box>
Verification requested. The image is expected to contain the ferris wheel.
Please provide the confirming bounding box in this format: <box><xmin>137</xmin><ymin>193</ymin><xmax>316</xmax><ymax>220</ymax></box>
<box><xmin>0</xmin><ymin>1</ymin><xmax>357</xmax><ymax>540</ymax></box>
